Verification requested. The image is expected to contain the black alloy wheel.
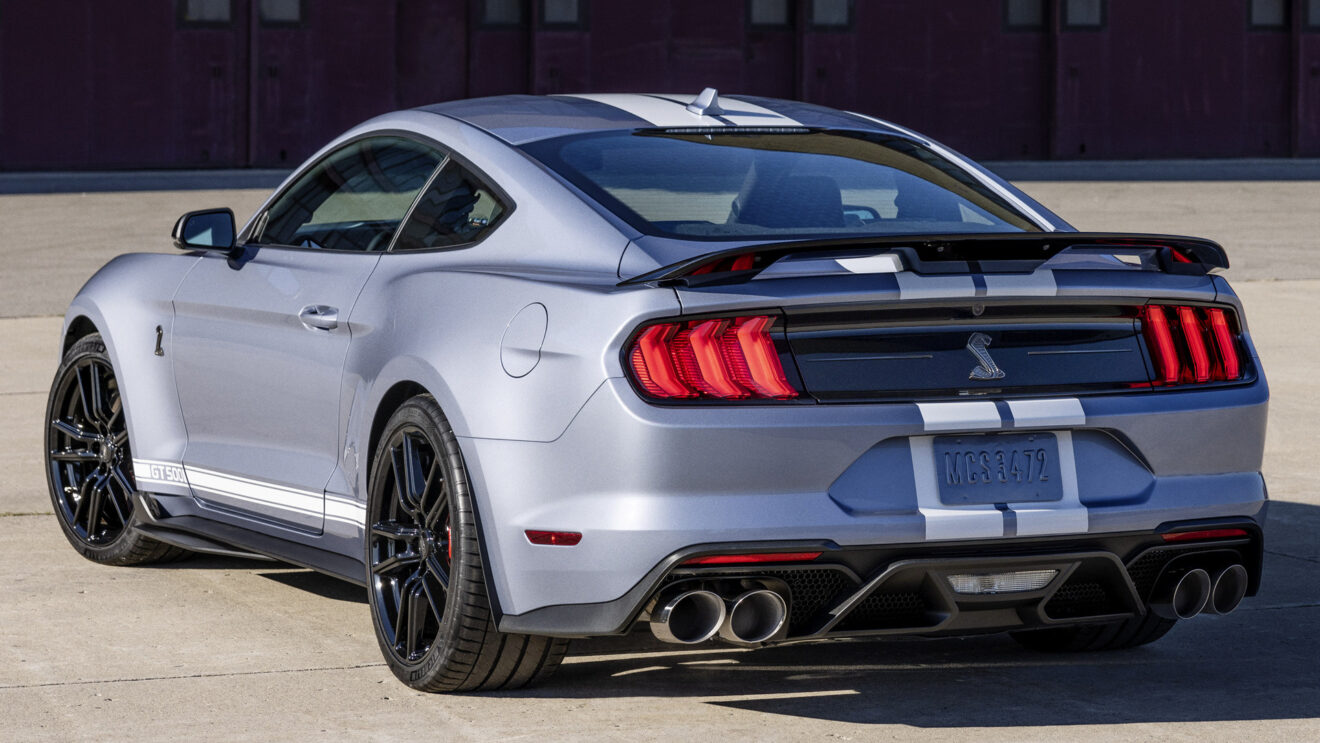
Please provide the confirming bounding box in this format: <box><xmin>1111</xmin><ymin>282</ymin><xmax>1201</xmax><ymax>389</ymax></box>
<box><xmin>365</xmin><ymin>395</ymin><xmax>568</xmax><ymax>692</ymax></box>
<box><xmin>369</xmin><ymin>424</ymin><xmax>452</xmax><ymax>663</ymax></box>
<box><xmin>45</xmin><ymin>333</ymin><xmax>186</xmax><ymax>564</ymax></box>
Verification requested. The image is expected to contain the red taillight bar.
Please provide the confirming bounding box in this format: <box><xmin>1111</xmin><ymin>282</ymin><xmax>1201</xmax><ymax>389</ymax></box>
<box><xmin>626</xmin><ymin>315</ymin><xmax>800</xmax><ymax>401</ymax></box>
<box><xmin>630</xmin><ymin>325</ymin><xmax>695</xmax><ymax>398</ymax></box>
<box><xmin>1206</xmin><ymin>308</ymin><xmax>1241</xmax><ymax>380</ymax></box>
<box><xmin>1161</xmin><ymin>528</ymin><xmax>1249</xmax><ymax>542</ymax></box>
<box><xmin>1177</xmin><ymin>306</ymin><xmax>1211</xmax><ymax>383</ymax></box>
<box><xmin>1141</xmin><ymin>304</ymin><xmax>1243</xmax><ymax>387</ymax></box>
<box><xmin>1142</xmin><ymin>305</ymin><xmax>1180</xmax><ymax>385</ymax></box>
<box><xmin>682</xmin><ymin>551</ymin><xmax>822</xmax><ymax>565</ymax></box>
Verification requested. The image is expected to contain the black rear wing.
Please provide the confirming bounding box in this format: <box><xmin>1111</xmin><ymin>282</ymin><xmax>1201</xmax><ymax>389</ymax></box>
<box><xmin>618</xmin><ymin>232</ymin><xmax>1229</xmax><ymax>287</ymax></box>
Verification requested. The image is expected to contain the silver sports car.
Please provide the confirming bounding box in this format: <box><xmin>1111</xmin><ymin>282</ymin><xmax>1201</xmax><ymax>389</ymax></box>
<box><xmin>47</xmin><ymin>90</ymin><xmax>1268</xmax><ymax>692</ymax></box>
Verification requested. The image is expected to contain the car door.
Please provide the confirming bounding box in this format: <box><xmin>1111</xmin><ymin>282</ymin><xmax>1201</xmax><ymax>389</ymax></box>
<box><xmin>171</xmin><ymin>135</ymin><xmax>445</xmax><ymax>532</ymax></box>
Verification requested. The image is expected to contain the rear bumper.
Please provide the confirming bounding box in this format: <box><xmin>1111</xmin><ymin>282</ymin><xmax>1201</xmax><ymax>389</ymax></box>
<box><xmin>460</xmin><ymin>376</ymin><xmax>1268</xmax><ymax>628</ymax></box>
<box><xmin>499</xmin><ymin>522</ymin><xmax>1263</xmax><ymax>638</ymax></box>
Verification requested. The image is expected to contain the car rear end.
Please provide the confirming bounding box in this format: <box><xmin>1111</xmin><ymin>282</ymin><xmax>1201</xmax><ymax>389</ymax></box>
<box><xmin>475</xmin><ymin>122</ymin><xmax>1267</xmax><ymax>647</ymax></box>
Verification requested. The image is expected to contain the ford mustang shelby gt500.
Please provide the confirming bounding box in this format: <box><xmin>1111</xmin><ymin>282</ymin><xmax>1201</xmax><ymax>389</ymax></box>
<box><xmin>47</xmin><ymin>90</ymin><xmax>1267</xmax><ymax>692</ymax></box>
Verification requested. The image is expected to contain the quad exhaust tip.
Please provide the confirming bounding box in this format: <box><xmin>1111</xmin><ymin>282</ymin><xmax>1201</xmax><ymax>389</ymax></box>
<box><xmin>649</xmin><ymin>589</ymin><xmax>726</xmax><ymax>645</ymax></box>
<box><xmin>1152</xmin><ymin>568</ymin><xmax>1211</xmax><ymax>620</ymax></box>
<box><xmin>718</xmin><ymin>589</ymin><xmax>788</xmax><ymax>645</ymax></box>
<box><xmin>1151</xmin><ymin>564</ymin><xmax>1248</xmax><ymax>620</ymax></box>
<box><xmin>1206</xmin><ymin>564</ymin><xmax>1249</xmax><ymax>615</ymax></box>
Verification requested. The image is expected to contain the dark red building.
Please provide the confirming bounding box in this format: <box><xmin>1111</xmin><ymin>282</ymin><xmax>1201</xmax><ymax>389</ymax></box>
<box><xmin>3</xmin><ymin>0</ymin><xmax>1319</xmax><ymax>170</ymax></box>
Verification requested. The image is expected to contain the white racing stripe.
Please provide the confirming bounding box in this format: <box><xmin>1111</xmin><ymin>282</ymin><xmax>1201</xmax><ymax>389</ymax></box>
<box><xmin>649</xmin><ymin>94</ymin><xmax>804</xmax><ymax>126</ymax></box>
<box><xmin>187</xmin><ymin>467</ymin><xmax>323</xmax><ymax>517</ymax></box>
<box><xmin>910</xmin><ymin>436</ymin><xmax>1005</xmax><ymax>540</ymax></box>
<box><xmin>896</xmin><ymin>273</ymin><xmax>977</xmax><ymax>300</ymax></box>
<box><xmin>916</xmin><ymin>401</ymin><xmax>1001</xmax><ymax>432</ymax></box>
<box><xmin>132</xmin><ymin>458</ymin><xmax>190</xmax><ymax>489</ymax></box>
<box><xmin>325</xmin><ymin>494</ymin><xmax>367</xmax><ymax>529</ymax></box>
<box><xmin>1009</xmin><ymin>430</ymin><xmax>1088</xmax><ymax>536</ymax></box>
<box><xmin>1007</xmin><ymin>398</ymin><xmax>1085</xmax><ymax>428</ymax></box>
<box><xmin>563</xmin><ymin>93</ymin><xmax>727</xmax><ymax>127</ymax></box>
<box><xmin>845</xmin><ymin>112</ymin><xmax>1057</xmax><ymax>232</ymax></box>
<box><xmin>836</xmin><ymin>254</ymin><xmax>903</xmax><ymax>274</ymax></box>
<box><xmin>135</xmin><ymin>458</ymin><xmax>365</xmax><ymax>529</ymax></box>
<box><xmin>911</xmin><ymin>401</ymin><xmax>1089</xmax><ymax>539</ymax></box>
<box><xmin>983</xmin><ymin>270</ymin><xmax>1057</xmax><ymax>297</ymax></box>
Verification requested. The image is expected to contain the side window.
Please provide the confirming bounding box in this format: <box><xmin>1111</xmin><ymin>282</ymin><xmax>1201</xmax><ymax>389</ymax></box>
<box><xmin>392</xmin><ymin>161</ymin><xmax>509</xmax><ymax>251</ymax></box>
<box><xmin>259</xmin><ymin>137</ymin><xmax>444</xmax><ymax>252</ymax></box>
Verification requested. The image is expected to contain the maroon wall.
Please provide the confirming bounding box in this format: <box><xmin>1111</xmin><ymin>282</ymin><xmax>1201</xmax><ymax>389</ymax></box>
<box><xmin>2</xmin><ymin>0</ymin><xmax>1318</xmax><ymax>170</ymax></box>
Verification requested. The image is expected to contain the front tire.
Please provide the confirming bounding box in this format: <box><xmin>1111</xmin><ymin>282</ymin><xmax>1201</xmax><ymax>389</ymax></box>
<box><xmin>45</xmin><ymin>333</ymin><xmax>188</xmax><ymax>565</ymax></box>
<box><xmin>365</xmin><ymin>394</ymin><xmax>567</xmax><ymax>692</ymax></box>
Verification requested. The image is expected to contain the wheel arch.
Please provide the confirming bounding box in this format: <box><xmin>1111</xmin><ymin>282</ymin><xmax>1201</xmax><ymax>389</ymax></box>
<box><xmin>58</xmin><ymin>253</ymin><xmax>199</xmax><ymax>484</ymax></box>
<box><xmin>358</xmin><ymin>375</ymin><xmax>508</xmax><ymax>623</ymax></box>
<box><xmin>62</xmin><ymin>315</ymin><xmax>100</xmax><ymax>356</ymax></box>
<box><xmin>365</xmin><ymin>380</ymin><xmax>429</xmax><ymax>480</ymax></box>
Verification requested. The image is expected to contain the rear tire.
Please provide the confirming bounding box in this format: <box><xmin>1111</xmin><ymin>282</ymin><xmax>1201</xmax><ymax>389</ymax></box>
<box><xmin>1011</xmin><ymin>612</ymin><xmax>1176</xmax><ymax>653</ymax></box>
<box><xmin>45</xmin><ymin>333</ymin><xmax>189</xmax><ymax>565</ymax></box>
<box><xmin>365</xmin><ymin>394</ymin><xmax>568</xmax><ymax>692</ymax></box>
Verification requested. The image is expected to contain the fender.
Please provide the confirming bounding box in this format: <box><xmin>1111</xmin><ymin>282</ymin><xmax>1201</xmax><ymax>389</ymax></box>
<box><xmin>60</xmin><ymin>252</ymin><xmax>201</xmax><ymax>495</ymax></box>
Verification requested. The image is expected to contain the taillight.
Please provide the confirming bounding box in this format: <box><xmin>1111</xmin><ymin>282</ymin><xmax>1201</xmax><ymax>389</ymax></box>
<box><xmin>626</xmin><ymin>315</ymin><xmax>800</xmax><ymax>401</ymax></box>
<box><xmin>1140</xmin><ymin>304</ymin><xmax>1243</xmax><ymax>386</ymax></box>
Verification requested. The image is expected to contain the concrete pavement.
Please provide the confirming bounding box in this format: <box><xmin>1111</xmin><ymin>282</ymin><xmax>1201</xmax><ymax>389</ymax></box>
<box><xmin>0</xmin><ymin>182</ymin><xmax>1316</xmax><ymax>741</ymax></box>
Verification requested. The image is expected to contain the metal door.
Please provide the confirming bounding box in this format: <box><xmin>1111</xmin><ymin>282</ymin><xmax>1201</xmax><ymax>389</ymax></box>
<box><xmin>170</xmin><ymin>249</ymin><xmax>380</xmax><ymax>532</ymax></box>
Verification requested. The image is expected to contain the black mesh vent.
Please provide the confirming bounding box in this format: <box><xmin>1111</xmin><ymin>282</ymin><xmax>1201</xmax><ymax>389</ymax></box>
<box><xmin>1126</xmin><ymin>549</ymin><xmax>1174</xmax><ymax>600</ymax></box>
<box><xmin>1043</xmin><ymin>580</ymin><xmax>1115</xmax><ymax>619</ymax></box>
<box><xmin>758</xmin><ymin>569</ymin><xmax>855</xmax><ymax>633</ymax></box>
<box><xmin>835</xmin><ymin>590</ymin><xmax>932</xmax><ymax>632</ymax></box>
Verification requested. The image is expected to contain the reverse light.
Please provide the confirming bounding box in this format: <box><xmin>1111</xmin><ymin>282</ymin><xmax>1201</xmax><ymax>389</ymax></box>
<box><xmin>626</xmin><ymin>315</ymin><xmax>800</xmax><ymax>401</ymax></box>
<box><xmin>946</xmin><ymin>569</ymin><xmax>1058</xmax><ymax>595</ymax></box>
<box><xmin>682</xmin><ymin>551</ymin><xmax>822</xmax><ymax>566</ymax></box>
<box><xmin>1140</xmin><ymin>304</ymin><xmax>1243</xmax><ymax>387</ymax></box>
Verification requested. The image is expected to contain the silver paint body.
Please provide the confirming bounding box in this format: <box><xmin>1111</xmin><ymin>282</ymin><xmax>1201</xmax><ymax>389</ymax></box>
<box><xmin>59</xmin><ymin>96</ymin><xmax>1269</xmax><ymax>627</ymax></box>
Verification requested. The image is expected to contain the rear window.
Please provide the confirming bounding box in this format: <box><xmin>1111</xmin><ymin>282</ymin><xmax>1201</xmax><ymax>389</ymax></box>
<box><xmin>522</xmin><ymin>129</ymin><xmax>1041</xmax><ymax>240</ymax></box>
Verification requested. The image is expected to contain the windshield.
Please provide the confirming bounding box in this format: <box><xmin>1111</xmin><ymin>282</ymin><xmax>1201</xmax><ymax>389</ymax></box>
<box><xmin>522</xmin><ymin>129</ymin><xmax>1041</xmax><ymax>240</ymax></box>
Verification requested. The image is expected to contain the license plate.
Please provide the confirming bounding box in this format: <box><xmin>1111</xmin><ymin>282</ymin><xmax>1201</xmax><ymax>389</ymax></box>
<box><xmin>933</xmin><ymin>432</ymin><xmax>1063</xmax><ymax>506</ymax></box>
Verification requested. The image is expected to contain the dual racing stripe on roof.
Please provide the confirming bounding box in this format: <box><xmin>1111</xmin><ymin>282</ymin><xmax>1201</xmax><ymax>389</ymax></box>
<box><xmin>418</xmin><ymin>93</ymin><xmax>906</xmax><ymax>144</ymax></box>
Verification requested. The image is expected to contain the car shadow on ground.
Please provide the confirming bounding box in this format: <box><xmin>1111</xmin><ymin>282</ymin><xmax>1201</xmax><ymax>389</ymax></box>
<box><xmin>141</xmin><ymin>554</ymin><xmax>369</xmax><ymax>604</ymax></box>
<box><xmin>493</xmin><ymin>500</ymin><xmax>1320</xmax><ymax>728</ymax></box>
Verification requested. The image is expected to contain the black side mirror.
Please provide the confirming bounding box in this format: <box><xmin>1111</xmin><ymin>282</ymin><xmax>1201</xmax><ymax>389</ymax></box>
<box><xmin>172</xmin><ymin>208</ymin><xmax>237</xmax><ymax>252</ymax></box>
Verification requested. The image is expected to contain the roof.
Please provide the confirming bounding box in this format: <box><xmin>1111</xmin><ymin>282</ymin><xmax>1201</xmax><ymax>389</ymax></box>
<box><xmin>416</xmin><ymin>91</ymin><xmax>907</xmax><ymax>145</ymax></box>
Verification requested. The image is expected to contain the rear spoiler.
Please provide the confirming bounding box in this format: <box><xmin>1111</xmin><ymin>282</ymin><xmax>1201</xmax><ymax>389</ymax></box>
<box><xmin>618</xmin><ymin>232</ymin><xmax>1229</xmax><ymax>287</ymax></box>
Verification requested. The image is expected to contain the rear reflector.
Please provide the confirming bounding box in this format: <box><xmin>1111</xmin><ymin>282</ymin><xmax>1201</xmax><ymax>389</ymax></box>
<box><xmin>1141</xmin><ymin>304</ymin><xmax>1243</xmax><ymax>386</ymax></box>
<box><xmin>525</xmin><ymin>530</ymin><xmax>583</xmax><ymax>546</ymax></box>
<box><xmin>627</xmin><ymin>315</ymin><xmax>800</xmax><ymax>401</ymax></box>
<box><xmin>1161</xmin><ymin>528</ymin><xmax>1249</xmax><ymax>542</ymax></box>
<box><xmin>682</xmin><ymin>551</ymin><xmax>822</xmax><ymax>565</ymax></box>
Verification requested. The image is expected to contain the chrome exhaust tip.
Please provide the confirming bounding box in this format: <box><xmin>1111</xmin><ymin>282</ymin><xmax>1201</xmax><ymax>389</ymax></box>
<box><xmin>649</xmin><ymin>589</ymin><xmax>726</xmax><ymax>644</ymax></box>
<box><xmin>1152</xmin><ymin>568</ymin><xmax>1212</xmax><ymax>620</ymax></box>
<box><xmin>718</xmin><ymin>589</ymin><xmax>788</xmax><ymax>645</ymax></box>
<box><xmin>1206</xmin><ymin>564</ymin><xmax>1249</xmax><ymax>615</ymax></box>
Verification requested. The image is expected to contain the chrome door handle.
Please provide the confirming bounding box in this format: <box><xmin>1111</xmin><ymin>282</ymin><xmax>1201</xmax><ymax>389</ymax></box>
<box><xmin>298</xmin><ymin>304</ymin><xmax>339</xmax><ymax>331</ymax></box>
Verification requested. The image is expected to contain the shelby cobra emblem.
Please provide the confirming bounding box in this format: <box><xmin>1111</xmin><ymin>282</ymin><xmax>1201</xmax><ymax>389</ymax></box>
<box><xmin>966</xmin><ymin>332</ymin><xmax>1007</xmax><ymax>380</ymax></box>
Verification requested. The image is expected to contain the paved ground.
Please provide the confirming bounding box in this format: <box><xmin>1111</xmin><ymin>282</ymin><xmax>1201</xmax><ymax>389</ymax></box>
<box><xmin>0</xmin><ymin>180</ymin><xmax>1316</xmax><ymax>741</ymax></box>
